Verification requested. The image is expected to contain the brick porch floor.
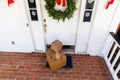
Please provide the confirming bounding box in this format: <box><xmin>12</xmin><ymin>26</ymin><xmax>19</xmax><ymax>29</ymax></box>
<box><xmin>0</xmin><ymin>52</ymin><xmax>113</xmax><ymax>80</ymax></box>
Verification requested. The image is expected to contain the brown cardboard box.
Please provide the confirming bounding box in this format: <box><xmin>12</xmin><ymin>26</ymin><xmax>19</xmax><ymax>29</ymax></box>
<box><xmin>51</xmin><ymin>40</ymin><xmax>62</xmax><ymax>52</ymax></box>
<box><xmin>46</xmin><ymin>49</ymin><xmax>67</xmax><ymax>70</ymax></box>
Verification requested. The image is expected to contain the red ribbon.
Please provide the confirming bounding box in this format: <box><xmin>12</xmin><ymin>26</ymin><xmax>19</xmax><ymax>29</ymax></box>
<box><xmin>62</xmin><ymin>0</ymin><xmax>66</xmax><ymax>7</ymax></box>
<box><xmin>56</xmin><ymin>0</ymin><xmax>66</xmax><ymax>7</ymax></box>
<box><xmin>105</xmin><ymin>0</ymin><xmax>114</xmax><ymax>9</ymax></box>
<box><xmin>8</xmin><ymin>0</ymin><xmax>14</xmax><ymax>7</ymax></box>
<box><xmin>57</xmin><ymin>0</ymin><xmax>61</xmax><ymax>5</ymax></box>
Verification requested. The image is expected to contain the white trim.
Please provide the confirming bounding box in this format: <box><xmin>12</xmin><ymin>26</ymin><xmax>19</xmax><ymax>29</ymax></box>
<box><xmin>104</xmin><ymin>34</ymin><xmax>120</xmax><ymax>80</ymax></box>
<box><xmin>111</xmin><ymin>50</ymin><xmax>120</xmax><ymax>68</ymax></box>
<box><xmin>108</xmin><ymin>44</ymin><xmax>117</xmax><ymax>64</ymax></box>
<box><xmin>23</xmin><ymin>0</ymin><xmax>36</xmax><ymax>51</ymax></box>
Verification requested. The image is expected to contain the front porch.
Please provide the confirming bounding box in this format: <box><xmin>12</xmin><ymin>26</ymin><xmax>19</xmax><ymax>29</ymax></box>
<box><xmin>0</xmin><ymin>52</ymin><xmax>113</xmax><ymax>80</ymax></box>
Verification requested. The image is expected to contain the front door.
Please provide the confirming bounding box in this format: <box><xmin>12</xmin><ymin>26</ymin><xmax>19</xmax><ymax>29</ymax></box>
<box><xmin>40</xmin><ymin>0</ymin><xmax>81</xmax><ymax>46</ymax></box>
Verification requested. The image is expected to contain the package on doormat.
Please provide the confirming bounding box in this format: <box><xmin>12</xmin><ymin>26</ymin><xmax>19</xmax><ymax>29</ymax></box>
<box><xmin>46</xmin><ymin>49</ymin><xmax>67</xmax><ymax>70</ymax></box>
<box><xmin>46</xmin><ymin>40</ymin><xmax>67</xmax><ymax>70</ymax></box>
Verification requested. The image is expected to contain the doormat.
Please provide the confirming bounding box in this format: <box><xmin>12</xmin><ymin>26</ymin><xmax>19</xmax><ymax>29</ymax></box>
<box><xmin>46</xmin><ymin>56</ymin><xmax>73</xmax><ymax>68</ymax></box>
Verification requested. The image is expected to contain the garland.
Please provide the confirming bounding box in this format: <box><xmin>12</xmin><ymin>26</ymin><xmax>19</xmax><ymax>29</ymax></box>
<box><xmin>45</xmin><ymin>0</ymin><xmax>77</xmax><ymax>21</ymax></box>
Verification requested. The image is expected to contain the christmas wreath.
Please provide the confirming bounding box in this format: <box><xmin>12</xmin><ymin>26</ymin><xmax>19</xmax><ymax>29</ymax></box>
<box><xmin>45</xmin><ymin>0</ymin><xmax>77</xmax><ymax>21</ymax></box>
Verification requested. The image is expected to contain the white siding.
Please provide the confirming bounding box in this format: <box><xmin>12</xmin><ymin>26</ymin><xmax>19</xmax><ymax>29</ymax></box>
<box><xmin>0</xmin><ymin>0</ymin><xmax>34</xmax><ymax>52</ymax></box>
<box><xmin>87</xmin><ymin>0</ymin><xmax>119</xmax><ymax>55</ymax></box>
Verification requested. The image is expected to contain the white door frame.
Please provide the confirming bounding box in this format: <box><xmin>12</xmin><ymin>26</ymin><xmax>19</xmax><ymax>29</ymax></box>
<box><xmin>23</xmin><ymin>0</ymin><xmax>46</xmax><ymax>52</ymax></box>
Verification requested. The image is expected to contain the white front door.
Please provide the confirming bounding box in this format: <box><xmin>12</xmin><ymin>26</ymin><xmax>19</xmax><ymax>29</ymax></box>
<box><xmin>40</xmin><ymin>0</ymin><xmax>81</xmax><ymax>45</ymax></box>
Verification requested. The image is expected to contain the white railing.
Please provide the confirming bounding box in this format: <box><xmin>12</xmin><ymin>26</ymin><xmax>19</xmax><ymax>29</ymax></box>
<box><xmin>102</xmin><ymin>32</ymin><xmax>120</xmax><ymax>80</ymax></box>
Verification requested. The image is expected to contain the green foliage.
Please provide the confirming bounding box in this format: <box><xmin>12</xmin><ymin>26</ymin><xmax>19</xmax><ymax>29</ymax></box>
<box><xmin>45</xmin><ymin>0</ymin><xmax>77</xmax><ymax>21</ymax></box>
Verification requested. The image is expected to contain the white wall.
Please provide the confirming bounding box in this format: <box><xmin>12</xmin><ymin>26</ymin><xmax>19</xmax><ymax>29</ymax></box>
<box><xmin>0</xmin><ymin>0</ymin><xmax>34</xmax><ymax>52</ymax></box>
<box><xmin>109</xmin><ymin>1</ymin><xmax>120</xmax><ymax>32</ymax></box>
<box><xmin>86</xmin><ymin>0</ymin><xmax>119</xmax><ymax>55</ymax></box>
<box><xmin>101</xmin><ymin>1</ymin><xmax>120</xmax><ymax>55</ymax></box>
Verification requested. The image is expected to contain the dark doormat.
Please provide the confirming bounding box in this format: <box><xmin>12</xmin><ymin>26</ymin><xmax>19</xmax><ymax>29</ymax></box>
<box><xmin>46</xmin><ymin>56</ymin><xmax>73</xmax><ymax>68</ymax></box>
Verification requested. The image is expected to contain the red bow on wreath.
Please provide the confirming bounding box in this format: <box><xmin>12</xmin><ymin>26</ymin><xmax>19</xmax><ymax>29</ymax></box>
<box><xmin>54</xmin><ymin>0</ymin><xmax>67</xmax><ymax>12</ymax></box>
<box><xmin>8</xmin><ymin>0</ymin><xmax>14</xmax><ymax>7</ymax></box>
<box><xmin>56</xmin><ymin>0</ymin><xmax>66</xmax><ymax>7</ymax></box>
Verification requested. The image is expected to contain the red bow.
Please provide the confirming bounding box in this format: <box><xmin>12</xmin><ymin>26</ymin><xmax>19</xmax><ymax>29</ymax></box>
<box><xmin>56</xmin><ymin>0</ymin><xmax>66</xmax><ymax>7</ymax></box>
<box><xmin>105</xmin><ymin>0</ymin><xmax>114</xmax><ymax>9</ymax></box>
<box><xmin>8</xmin><ymin>0</ymin><xmax>14</xmax><ymax>7</ymax></box>
<box><xmin>62</xmin><ymin>0</ymin><xmax>66</xmax><ymax>7</ymax></box>
<box><xmin>57</xmin><ymin>0</ymin><xmax>61</xmax><ymax>5</ymax></box>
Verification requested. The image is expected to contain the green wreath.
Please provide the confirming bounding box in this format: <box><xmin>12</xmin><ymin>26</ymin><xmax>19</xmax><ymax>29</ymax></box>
<box><xmin>45</xmin><ymin>0</ymin><xmax>77</xmax><ymax>21</ymax></box>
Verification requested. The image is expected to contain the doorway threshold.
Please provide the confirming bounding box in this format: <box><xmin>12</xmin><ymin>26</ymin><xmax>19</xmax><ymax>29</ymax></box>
<box><xmin>46</xmin><ymin>45</ymin><xmax>75</xmax><ymax>54</ymax></box>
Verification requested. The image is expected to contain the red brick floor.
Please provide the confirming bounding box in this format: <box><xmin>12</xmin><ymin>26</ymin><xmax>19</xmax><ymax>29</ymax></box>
<box><xmin>0</xmin><ymin>52</ymin><xmax>113</xmax><ymax>80</ymax></box>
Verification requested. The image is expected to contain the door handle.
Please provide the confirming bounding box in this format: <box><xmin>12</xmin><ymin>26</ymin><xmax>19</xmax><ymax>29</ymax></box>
<box><xmin>43</xmin><ymin>24</ymin><xmax>47</xmax><ymax>33</ymax></box>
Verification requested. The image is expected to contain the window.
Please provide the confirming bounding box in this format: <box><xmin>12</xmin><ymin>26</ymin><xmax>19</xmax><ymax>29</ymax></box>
<box><xmin>28</xmin><ymin>0</ymin><xmax>38</xmax><ymax>21</ymax></box>
<box><xmin>83</xmin><ymin>0</ymin><xmax>95</xmax><ymax>22</ymax></box>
